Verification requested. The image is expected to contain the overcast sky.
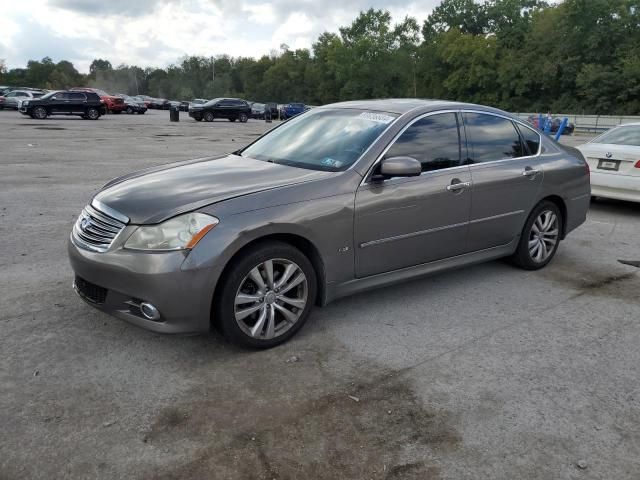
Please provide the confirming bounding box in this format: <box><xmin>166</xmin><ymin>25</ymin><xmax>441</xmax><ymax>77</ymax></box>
<box><xmin>0</xmin><ymin>0</ymin><xmax>439</xmax><ymax>73</ymax></box>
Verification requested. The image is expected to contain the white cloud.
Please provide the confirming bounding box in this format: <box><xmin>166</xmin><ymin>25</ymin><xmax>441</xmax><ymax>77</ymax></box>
<box><xmin>1</xmin><ymin>0</ymin><xmax>441</xmax><ymax>72</ymax></box>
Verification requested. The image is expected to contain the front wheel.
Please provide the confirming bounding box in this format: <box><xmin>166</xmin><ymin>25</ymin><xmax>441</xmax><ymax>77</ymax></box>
<box><xmin>216</xmin><ymin>241</ymin><xmax>317</xmax><ymax>349</ymax></box>
<box><xmin>203</xmin><ymin>111</ymin><xmax>214</xmax><ymax>122</ymax></box>
<box><xmin>32</xmin><ymin>106</ymin><xmax>48</xmax><ymax>119</ymax></box>
<box><xmin>239</xmin><ymin>112</ymin><xmax>248</xmax><ymax>123</ymax></box>
<box><xmin>510</xmin><ymin>200</ymin><xmax>562</xmax><ymax>270</ymax></box>
<box><xmin>126</xmin><ymin>106</ymin><xmax>134</xmax><ymax>114</ymax></box>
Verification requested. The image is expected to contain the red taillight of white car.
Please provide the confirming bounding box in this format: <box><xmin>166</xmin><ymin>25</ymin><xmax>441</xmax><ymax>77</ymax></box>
<box><xmin>634</xmin><ymin>160</ymin><xmax>640</xmax><ymax>169</ymax></box>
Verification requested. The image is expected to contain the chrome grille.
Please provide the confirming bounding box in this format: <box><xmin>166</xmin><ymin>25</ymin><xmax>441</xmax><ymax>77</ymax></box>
<box><xmin>72</xmin><ymin>202</ymin><xmax>128</xmax><ymax>252</ymax></box>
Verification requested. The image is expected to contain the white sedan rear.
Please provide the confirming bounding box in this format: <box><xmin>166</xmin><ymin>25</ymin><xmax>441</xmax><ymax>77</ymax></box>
<box><xmin>577</xmin><ymin>123</ymin><xmax>640</xmax><ymax>203</ymax></box>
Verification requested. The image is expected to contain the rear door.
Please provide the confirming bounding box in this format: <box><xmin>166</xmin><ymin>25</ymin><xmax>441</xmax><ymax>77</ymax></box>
<box><xmin>462</xmin><ymin>112</ymin><xmax>544</xmax><ymax>252</ymax></box>
<box><xmin>68</xmin><ymin>92</ymin><xmax>87</xmax><ymax>114</ymax></box>
<box><xmin>354</xmin><ymin>112</ymin><xmax>472</xmax><ymax>277</ymax></box>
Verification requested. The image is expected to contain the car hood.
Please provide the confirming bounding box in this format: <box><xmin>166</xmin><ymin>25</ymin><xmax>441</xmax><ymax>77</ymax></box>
<box><xmin>93</xmin><ymin>154</ymin><xmax>333</xmax><ymax>224</ymax></box>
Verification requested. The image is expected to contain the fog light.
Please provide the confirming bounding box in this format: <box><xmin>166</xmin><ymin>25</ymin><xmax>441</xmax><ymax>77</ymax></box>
<box><xmin>140</xmin><ymin>302</ymin><xmax>161</xmax><ymax>321</ymax></box>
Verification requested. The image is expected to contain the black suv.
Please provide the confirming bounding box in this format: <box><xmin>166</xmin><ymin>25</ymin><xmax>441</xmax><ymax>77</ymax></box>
<box><xmin>189</xmin><ymin>98</ymin><xmax>251</xmax><ymax>122</ymax></box>
<box><xmin>19</xmin><ymin>90</ymin><xmax>105</xmax><ymax>120</ymax></box>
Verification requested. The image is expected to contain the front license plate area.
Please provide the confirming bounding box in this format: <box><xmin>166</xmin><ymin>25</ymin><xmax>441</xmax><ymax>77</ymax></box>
<box><xmin>597</xmin><ymin>159</ymin><xmax>620</xmax><ymax>171</ymax></box>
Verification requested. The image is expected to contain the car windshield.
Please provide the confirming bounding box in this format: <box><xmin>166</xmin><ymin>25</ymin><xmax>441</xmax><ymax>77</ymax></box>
<box><xmin>591</xmin><ymin>126</ymin><xmax>640</xmax><ymax>146</ymax></box>
<box><xmin>240</xmin><ymin>108</ymin><xmax>398</xmax><ymax>172</ymax></box>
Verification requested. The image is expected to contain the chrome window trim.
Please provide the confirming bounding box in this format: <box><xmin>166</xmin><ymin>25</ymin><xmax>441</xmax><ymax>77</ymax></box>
<box><xmin>361</xmin><ymin>108</ymin><xmax>543</xmax><ymax>186</ymax></box>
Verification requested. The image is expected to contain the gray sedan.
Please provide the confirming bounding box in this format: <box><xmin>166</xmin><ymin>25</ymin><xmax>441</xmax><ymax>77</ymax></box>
<box><xmin>68</xmin><ymin>99</ymin><xmax>590</xmax><ymax>348</ymax></box>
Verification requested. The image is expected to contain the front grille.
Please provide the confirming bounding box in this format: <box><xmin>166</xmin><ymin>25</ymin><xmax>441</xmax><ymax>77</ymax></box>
<box><xmin>72</xmin><ymin>202</ymin><xmax>127</xmax><ymax>253</ymax></box>
<box><xmin>74</xmin><ymin>276</ymin><xmax>108</xmax><ymax>304</ymax></box>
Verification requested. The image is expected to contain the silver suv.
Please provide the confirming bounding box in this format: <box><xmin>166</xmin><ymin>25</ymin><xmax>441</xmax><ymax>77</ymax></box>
<box><xmin>68</xmin><ymin>99</ymin><xmax>590</xmax><ymax>348</ymax></box>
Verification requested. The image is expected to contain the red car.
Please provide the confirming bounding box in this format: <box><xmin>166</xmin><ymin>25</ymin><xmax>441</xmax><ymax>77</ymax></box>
<box><xmin>71</xmin><ymin>87</ymin><xmax>126</xmax><ymax>113</ymax></box>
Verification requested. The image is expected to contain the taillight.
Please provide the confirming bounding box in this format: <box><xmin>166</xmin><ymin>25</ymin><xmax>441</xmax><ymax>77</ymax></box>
<box><xmin>634</xmin><ymin>160</ymin><xmax>640</xmax><ymax>169</ymax></box>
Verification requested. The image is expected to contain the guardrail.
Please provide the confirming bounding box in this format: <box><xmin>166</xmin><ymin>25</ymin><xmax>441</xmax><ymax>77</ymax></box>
<box><xmin>513</xmin><ymin>113</ymin><xmax>640</xmax><ymax>134</ymax></box>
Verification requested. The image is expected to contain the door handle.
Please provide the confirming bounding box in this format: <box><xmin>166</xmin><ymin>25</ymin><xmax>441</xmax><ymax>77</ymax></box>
<box><xmin>522</xmin><ymin>168</ymin><xmax>540</xmax><ymax>178</ymax></box>
<box><xmin>446</xmin><ymin>181</ymin><xmax>471</xmax><ymax>192</ymax></box>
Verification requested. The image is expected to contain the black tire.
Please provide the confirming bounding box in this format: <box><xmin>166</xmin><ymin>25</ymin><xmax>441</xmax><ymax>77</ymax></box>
<box><xmin>113</xmin><ymin>110</ymin><xmax>122</xmax><ymax>114</ymax></box>
<box><xmin>86</xmin><ymin>108</ymin><xmax>100</xmax><ymax>120</ymax></box>
<box><xmin>215</xmin><ymin>241</ymin><xmax>317</xmax><ymax>349</ymax></box>
<box><xmin>33</xmin><ymin>106</ymin><xmax>48</xmax><ymax>119</ymax></box>
<box><xmin>139</xmin><ymin>111</ymin><xmax>145</xmax><ymax>115</ymax></box>
<box><xmin>194</xmin><ymin>117</ymin><xmax>202</xmax><ymax>121</ymax></box>
<box><xmin>239</xmin><ymin>112</ymin><xmax>248</xmax><ymax>123</ymax></box>
<box><xmin>229</xmin><ymin>118</ymin><xmax>236</xmax><ymax>122</ymax></box>
<box><xmin>126</xmin><ymin>106</ymin><xmax>134</xmax><ymax>114</ymax></box>
<box><xmin>203</xmin><ymin>111</ymin><xmax>214</xmax><ymax>122</ymax></box>
<box><xmin>510</xmin><ymin>200</ymin><xmax>563</xmax><ymax>270</ymax></box>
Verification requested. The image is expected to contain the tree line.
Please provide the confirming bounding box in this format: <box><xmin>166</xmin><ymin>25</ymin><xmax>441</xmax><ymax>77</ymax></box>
<box><xmin>1</xmin><ymin>0</ymin><xmax>639</xmax><ymax>114</ymax></box>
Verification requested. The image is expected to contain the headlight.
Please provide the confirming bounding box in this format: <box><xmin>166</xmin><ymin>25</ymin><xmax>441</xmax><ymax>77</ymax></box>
<box><xmin>124</xmin><ymin>212</ymin><xmax>218</xmax><ymax>251</ymax></box>
<box><xmin>22</xmin><ymin>100</ymin><xmax>29</xmax><ymax>106</ymax></box>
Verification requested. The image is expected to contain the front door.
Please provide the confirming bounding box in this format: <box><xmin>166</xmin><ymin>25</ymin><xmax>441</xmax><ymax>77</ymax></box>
<box><xmin>354</xmin><ymin>112</ymin><xmax>472</xmax><ymax>278</ymax></box>
<box><xmin>49</xmin><ymin>92</ymin><xmax>72</xmax><ymax>114</ymax></box>
<box><xmin>461</xmin><ymin>112</ymin><xmax>544</xmax><ymax>251</ymax></box>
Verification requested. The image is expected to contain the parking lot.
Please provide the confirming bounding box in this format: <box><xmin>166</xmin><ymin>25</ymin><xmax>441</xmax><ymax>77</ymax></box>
<box><xmin>1</xmin><ymin>109</ymin><xmax>639</xmax><ymax>479</ymax></box>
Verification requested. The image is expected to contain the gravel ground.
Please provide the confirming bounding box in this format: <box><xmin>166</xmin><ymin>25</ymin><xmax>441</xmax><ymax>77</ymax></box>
<box><xmin>1</xmin><ymin>109</ymin><xmax>639</xmax><ymax>479</ymax></box>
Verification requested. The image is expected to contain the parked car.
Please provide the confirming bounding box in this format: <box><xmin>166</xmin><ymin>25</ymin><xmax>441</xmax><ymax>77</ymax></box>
<box><xmin>132</xmin><ymin>95</ymin><xmax>152</xmax><ymax>108</ymax></box>
<box><xmin>0</xmin><ymin>90</ymin><xmax>45</xmax><ymax>109</ymax></box>
<box><xmin>576</xmin><ymin>123</ymin><xmax>640</xmax><ymax>203</ymax></box>
<box><xmin>281</xmin><ymin>102</ymin><xmax>306</xmax><ymax>119</ymax></box>
<box><xmin>68</xmin><ymin>99</ymin><xmax>590</xmax><ymax>348</ymax></box>
<box><xmin>251</xmin><ymin>102</ymin><xmax>265</xmax><ymax>119</ymax></box>
<box><xmin>19</xmin><ymin>90</ymin><xmax>105</xmax><ymax>119</ymax></box>
<box><xmin>148</xmin><ymin>98</ymin><xmax>170</xmax><ymax>109</ymax></box>
<box><xmin>179</xmin><ymin>101</ymin><xmax>190</xmax><ymax>112</ymax></box>
<box><xmin>188</xmin><ymin>98</ymin><xmax>251</xmax><ymax>122</ymax></box>
<box><xmin>71</xmin><ymin>88</ymin><xmax>125</xmax><ymax>113</ymax></box>
<box><xmin>120</xmin><ymin>95</ymin><xmax>147</xmax><ymax>114</ymax></box>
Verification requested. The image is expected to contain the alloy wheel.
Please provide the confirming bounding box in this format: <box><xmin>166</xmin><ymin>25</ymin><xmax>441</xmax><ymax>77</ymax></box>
<box><xmin>528</xmin><ymin>210</ymin><xmax>559</xmax><ymax>263</ymax></box>
<box><xmin>234</xmin><ymin>258</ymin><xmax>308</xmax><ymax>340</ymax></box>
<box><xmin>33</xmin><ymin>107</ymin><xmax>47</xmax><ymax>119</ymax></box>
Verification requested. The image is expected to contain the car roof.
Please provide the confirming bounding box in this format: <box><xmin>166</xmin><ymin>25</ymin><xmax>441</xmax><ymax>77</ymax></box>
<box><xmin>323</xmin><ymin>98</ymin><xmax>510</xmax><ymax>116</ymax></box>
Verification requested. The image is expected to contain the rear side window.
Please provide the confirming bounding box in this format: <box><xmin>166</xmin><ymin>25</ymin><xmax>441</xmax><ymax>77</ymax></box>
<box><xmin>69</xmin><ymin>92</ymin><xmax>86</xmax><ymax>101</ymax></box>
<box><xmin>463</xmin><ymin>113</ymin><xmax>525</xmax><ymax>163</ymax></box>
<box><xmin>385</xmin><ymin>113</ymin><xmax>461</xmax><ymax>173</ymax></box>
<box><xmin>516</xmin><ymin>123</ymin><xmax>541</xmax><ymax>155</ymax></box>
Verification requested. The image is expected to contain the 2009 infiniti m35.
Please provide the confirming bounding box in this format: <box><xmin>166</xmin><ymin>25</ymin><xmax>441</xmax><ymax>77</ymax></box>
<box><xmin>69</xmin><ymin>99</ymin><xmax>590</xmax><ymax>348</ymax></box>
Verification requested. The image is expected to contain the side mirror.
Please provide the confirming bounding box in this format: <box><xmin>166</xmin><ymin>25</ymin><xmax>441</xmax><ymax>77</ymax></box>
<box><xmin>378</xmin><ymin>156</ymin><xmax>421</xmax><ymax>178</ymax></box>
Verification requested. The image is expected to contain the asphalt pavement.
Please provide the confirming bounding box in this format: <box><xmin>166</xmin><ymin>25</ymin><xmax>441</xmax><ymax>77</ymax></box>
<box><xmin>1</xmin><ymin>109</ymin><xmax>639</xmax><ymax>479</ymax></box>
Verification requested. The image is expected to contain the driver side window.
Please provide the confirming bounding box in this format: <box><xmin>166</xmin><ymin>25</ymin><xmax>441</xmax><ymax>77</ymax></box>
<box><xmin>385</xmin><ymin>113</ymin><xmax>462</xmax><ymax>172</ymax></box>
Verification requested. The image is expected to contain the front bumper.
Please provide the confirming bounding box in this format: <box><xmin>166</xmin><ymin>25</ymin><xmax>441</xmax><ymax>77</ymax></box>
<box><xmin>68</xmin><ymin>238</ymin><xmax>215</xmax><ymax>333</ymax></box>
<box><xmin>188</xmin><ymin>110</ymin><xmax>203</xmax><ymax>119</ymax></box>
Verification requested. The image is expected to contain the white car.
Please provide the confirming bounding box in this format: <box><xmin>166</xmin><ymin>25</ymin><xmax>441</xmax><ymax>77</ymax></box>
<box><xmin>577</xmin><ymin>123</ymin><xmax>640</xmax><ymax>203</ymax></box>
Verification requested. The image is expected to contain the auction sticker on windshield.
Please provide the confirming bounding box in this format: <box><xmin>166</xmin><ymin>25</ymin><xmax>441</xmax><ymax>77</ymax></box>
<box><xmin>358</xmin><ymin>112</ymin><xmax>395</xmax><ymax>124</ymax></box>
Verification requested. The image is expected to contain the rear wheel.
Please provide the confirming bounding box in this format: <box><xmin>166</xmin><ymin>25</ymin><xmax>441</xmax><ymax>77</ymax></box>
<box><xmin>203</xmin><ymin>111</ymin><xmax>214</xmax><ymax>122</ymax></box>
<box><xmin>216</xmin><ymin>241</ymin><xmax>317</xmax><ymax>349</ymax></box>
<box><xmin>511</xmin><ymin>200</ymin><xmax>562</xmax><ymax>270</ymax></box>
<box><xmin>86</xmin><ymin>108</ymin><xmax>100</xmax><ymax>120</ymax></box>
<box><xmin>33</xmin><ymin>106</ymin><xmax>48</xmax><ymax>119</ymax></box>
<box><xmin>126</xmin><ymin>106</ymin><xmax>134</xmax><ymax>114</ymax></box>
